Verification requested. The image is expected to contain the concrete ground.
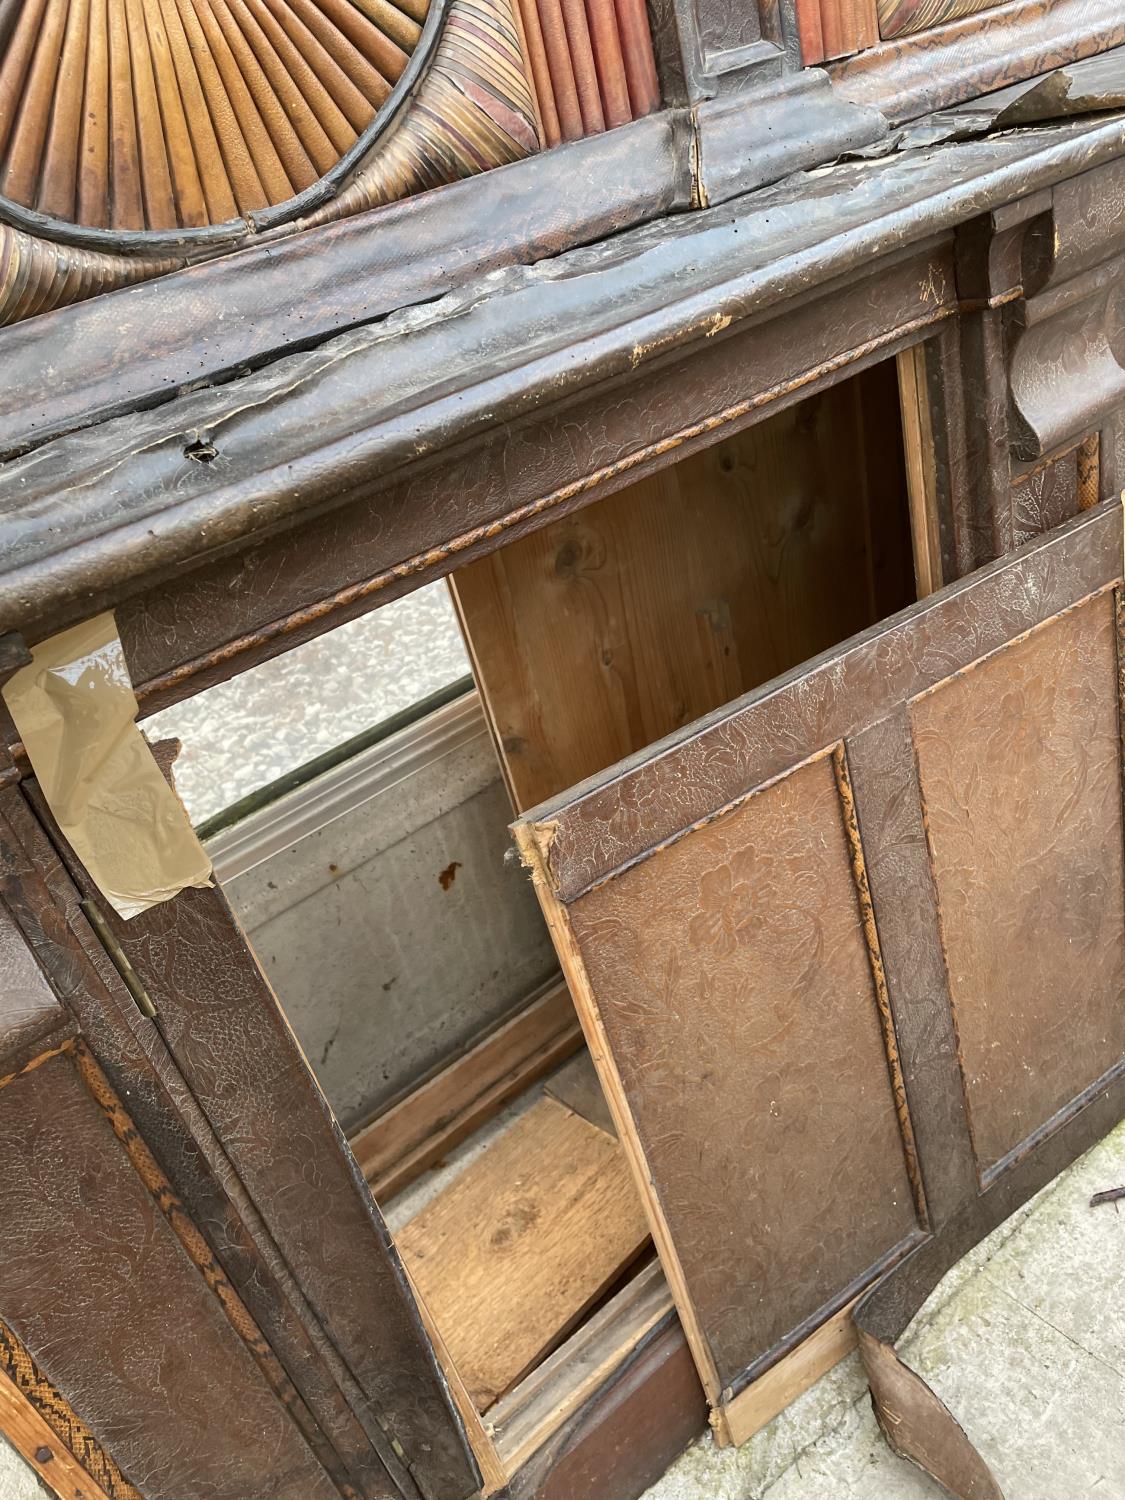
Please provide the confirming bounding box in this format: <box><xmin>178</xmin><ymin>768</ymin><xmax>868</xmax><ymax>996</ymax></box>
<box><xmin>643</xmin><ymin>1117</ymin><xmax>1125</xmax><ymax>1500</ymax></box>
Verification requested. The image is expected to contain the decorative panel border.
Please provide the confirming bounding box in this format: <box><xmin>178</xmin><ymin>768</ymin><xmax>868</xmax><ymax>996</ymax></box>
<box><xmin>0</xmin><ymin>1317</ymin><xmax>140</xmax><ymax>1500</ymax></box>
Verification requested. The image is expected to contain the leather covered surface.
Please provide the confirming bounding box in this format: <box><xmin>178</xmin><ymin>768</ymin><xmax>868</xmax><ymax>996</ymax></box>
<box><xmin>518</xmin><ymin>500</ymin><xmax>1125</xmax><ymax>1489</ymax></box>
<box><xmin>565</xmin><ymin>749</ymin><xmax>921</xmax><ymax>1392</ymax></box>
<box><xmin>912</xmin><ymin>591</ymin><xmax>1125</xmax><ymax>1175</ymax></box>
<box><xmin>0</xmin><ymin>897</ymin><xmax>69</xmax><ymax>1072</ymax></box>
<box><xmin>0</xmin><ymin>1051</ymin><xmax>341</xmax><ymax>1500</ymax></box>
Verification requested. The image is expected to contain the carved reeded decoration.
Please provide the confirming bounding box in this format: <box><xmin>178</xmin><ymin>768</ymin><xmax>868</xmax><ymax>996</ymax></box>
<box><xmin>0</xmin><ymin>0</ymin><xmax>431</xmax><ymax>228</ymax></box>
<box><xmin>0</xmin><ymin>0</ymin><xmax>660</xmax><ymax>323</ymax></box>
<box><xmin>876</xmin><ymin>0</ymin><xmax>1002</xmax><ymax>39</ymax></box>
<box><xmin>0</xmin><ymin>0</ymin><xmax>659</xmax><ymax>323</ymax></box>
<box><xmin>0</xmin><ymin>0</ymin><xmax>560</xmax><ymax>320</ymax></box>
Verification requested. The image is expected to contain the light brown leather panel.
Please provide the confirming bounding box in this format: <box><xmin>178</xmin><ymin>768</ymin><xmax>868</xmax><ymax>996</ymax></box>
<box><xmin>566</xmin><ymin>750</ymin><xmax>920</xmax><ymax>1391</ymax></box>
<box><xmin>912</xmin><ymin>590</ymin><xmax>1125</xmax><ymax>1173</ymax></box>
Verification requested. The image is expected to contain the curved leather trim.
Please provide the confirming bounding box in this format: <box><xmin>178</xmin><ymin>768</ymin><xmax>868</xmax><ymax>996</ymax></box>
<box><xmin>856</xmin><ymin>1322</ymin><xmax>1003</xmax><ymax>1499</ymax></box>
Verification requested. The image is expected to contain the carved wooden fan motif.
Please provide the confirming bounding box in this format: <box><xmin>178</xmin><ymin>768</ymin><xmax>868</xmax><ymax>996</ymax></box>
<box><xmin>0</xmin><ymin>0</ymin><xmax>428</xmax><ymax>229</ymax></box>
<box><xmin>0</xmin><ymin>0</ymin><xmax>658</xmax><ymax>322</ymax></box>
<box><xmin>876</xmin><ymin>0</ymin><xmax>1003</xmax><ymax>40</ymax></box>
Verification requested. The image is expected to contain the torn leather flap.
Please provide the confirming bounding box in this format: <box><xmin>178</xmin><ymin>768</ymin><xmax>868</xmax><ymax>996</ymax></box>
<box><xmin>1</xmin><ymin>613</ymin><xmax>211</xmax><ymax>920</ymax></box>
<box><xmin>855</xmin><ymin>1247</ymin><xmax>1004</xmax><ymax>1500</ymax></box>
<box><xmin>856</xmin><ymin>1326</ymin><xmax>1003</xmax><ymax>1500</ymax></box>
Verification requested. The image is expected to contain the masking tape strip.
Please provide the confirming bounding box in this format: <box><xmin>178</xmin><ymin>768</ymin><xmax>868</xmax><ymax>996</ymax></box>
<box><xmin>2</xmin><ymin>613</ymin><xmax>211</xmax><ymax>920</ymax></box>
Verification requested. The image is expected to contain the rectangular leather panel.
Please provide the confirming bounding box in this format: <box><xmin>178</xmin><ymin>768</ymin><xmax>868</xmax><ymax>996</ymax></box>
<box><xmin>0</xmin><ymin>898</ymin><xmax>68</xmax><ymax>1072</ymax></box>
<box><xmin>0</xmin><ymin>1052</ymin><xmax>338</xmax><ymax>1500</ymax></box>
<box><xmin>566</xmin><ymin>751</ymin><xmax>920</xmax><ymax>1391</ymax></box>
<box><xmin>42</xmin><ymin>872</ymin><xmax>479</xmax><ymax>1500</ymax></box>
<box><xmin>911</xmin><ymin>591</ymin><xmax>1125</xmax><ymax>1173</ymax></box>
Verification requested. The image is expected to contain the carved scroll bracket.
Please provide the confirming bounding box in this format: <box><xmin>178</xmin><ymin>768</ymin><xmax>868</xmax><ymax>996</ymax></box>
<box><xmin>1008</xmin><ymin>268</ymin><xmax>1125</xmax><ymax>459</ymax></box>
<box><xmin>957</xmin><ymin>156</ymin><xmax>1125</xmax><ymax>463</ymax></box>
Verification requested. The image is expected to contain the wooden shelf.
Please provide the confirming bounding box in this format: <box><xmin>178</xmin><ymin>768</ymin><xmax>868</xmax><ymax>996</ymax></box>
<box><xmin>397</xmin><ymin>1088</ymin><xmax>651</xmax><ymax>1411</ymax></box>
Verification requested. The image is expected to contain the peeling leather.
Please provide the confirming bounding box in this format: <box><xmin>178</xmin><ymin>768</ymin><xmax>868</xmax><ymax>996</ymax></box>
<box><xmin>857</xmin><ymin>1329</ymin><xmax>1003</xmax><ymax>1500</ymax></box>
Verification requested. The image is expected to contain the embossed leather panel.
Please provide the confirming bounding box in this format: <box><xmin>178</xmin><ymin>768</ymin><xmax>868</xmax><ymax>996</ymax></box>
<box><xmin>0</xmin><ymin>897</ymin><xmax>68</xmax><ymax>1071</ymax></box>
<box><xmin>912</xmin><ymin>591</ymin><xmax>1125</xmax><ymax>1173</ymax></box>
<box><xmin>1</xmin><ymin>787</ymin><xmax>412</xmax><ymax>1498</ymax></box>
<box><xmin>566</xmin><ymin>751</ymin><xmax>920</xmax><ymax>1392</ymax></box>
<box><xmin>0</xmin><ymin>1051</ymin><xmax>338</xmax><ymax>1500</ymax></box>
<box><xmin>48</xmin><ymin>874</ymin><xmax>478</xmax><ymax>1500</ymax></box>
<box><xmin>518</xmin><ymin>503</ymin><xmax>1125</xmax><ymax>1470</ymax></box>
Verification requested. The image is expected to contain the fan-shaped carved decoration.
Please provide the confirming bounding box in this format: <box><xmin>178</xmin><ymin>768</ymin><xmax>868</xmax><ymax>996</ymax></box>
<box><xmin>0</xmin><ymin>0</ymin><xmax>429</xmax><ymax>228</ymax></box>
<box><xmin>877</xmin><ymin>0</ymin><xmax>1003</xmax><ymax>39</ymax></box>
<box><xmin>0</xmin><ymin>0</ymin><xmax>658</xmax><ymax>322</ymax></box>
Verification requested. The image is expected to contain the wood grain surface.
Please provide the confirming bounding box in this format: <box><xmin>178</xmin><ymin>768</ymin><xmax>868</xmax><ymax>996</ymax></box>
<box><xmin>0</xmin><ymin>1364</ymin><xmax>117</xmax><ymax>1500</ymax></box>
<box><xmin>397</xmin><ymin>1094</ymin><xmax>650</xmax><ymax>1410</ymax></box>
<box><xmin>453</xmin><ymin>360</ymin><xmax>914</xmax><ymax>812</ymax></box>
<box><xmin>351</xmin><ymin>979</ymin><xmax>583</xmax><ymax>1199</ymax></box>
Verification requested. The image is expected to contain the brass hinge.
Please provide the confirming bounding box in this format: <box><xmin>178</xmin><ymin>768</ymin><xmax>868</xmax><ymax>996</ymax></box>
<box><xmin>79</xmin><ymin>899</ymin><xmax>159</xmax><ymax>1019</ymax></box>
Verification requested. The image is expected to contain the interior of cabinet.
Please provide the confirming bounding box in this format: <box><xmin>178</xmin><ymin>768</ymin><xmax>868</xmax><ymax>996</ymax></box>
<box><xmin>343</xmin><ymin>353</ymin><xmax>920</xmax><ymax>1463</ymax></box>
<box><xmin>450</xmin><ymin>356</ymin><xmax>916</xmax><ymax>813</ymax></box>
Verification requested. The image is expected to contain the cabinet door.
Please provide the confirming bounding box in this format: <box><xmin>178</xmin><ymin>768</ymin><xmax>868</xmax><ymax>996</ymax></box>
<box><xmin>514</xmin><ymin>501</ymin><xmax>1125</xmax><ymax>1443</ymax></box>
<box><xmin>0</xmin><ymin>783</ymin><xmax>480</xmax><ymax>1500</ymax></box>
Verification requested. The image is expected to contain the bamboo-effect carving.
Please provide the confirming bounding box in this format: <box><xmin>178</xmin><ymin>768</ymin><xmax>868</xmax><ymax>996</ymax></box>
<box><xmin>300</xmin><ymin>0</ymin><xmax>539</xmax><ymax>224</ymax></box>
<box><xmin>0</xmin><ymin>219</ymin><xmax>181</xmax><ymax>320</ymax></box>
<box><xmin>796</xmin><ymin>0</ymin><xmax>877</xmax><ymax>64</ymax></box>
<box><xmin>876</xmin><ymin>0</ymin><xmax>1002</xmax><ymax>40</ymax></box>
<box><xmin>0</xmin><ymin>0</ymin><xmax>555</xmax><ymax>322</ymax></box>
<box><xmin>515</xmin><ymin>0</ymin><xmax>657</xmax><ymax>145</ymax></box>
<box><xmin>0</xmin><ymin>0</ymin><xmax>661</xmax><ymax>325</ymax></box>
<box><xmin>0</xmin><ymin>0</ymin><xmax>430</xmax><ymax>228</ymax></box>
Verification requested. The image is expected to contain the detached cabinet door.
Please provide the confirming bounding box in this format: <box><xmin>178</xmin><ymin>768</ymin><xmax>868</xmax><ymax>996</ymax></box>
<box><xmin>0</xmin><ymin>780</ymin><xmax>479</xmax><ymax>1500</ymax></box>
<box><xmin>514</xmin><ymin>501</ymin><xmax>1125</xmax><ymax>1431</ymax></box>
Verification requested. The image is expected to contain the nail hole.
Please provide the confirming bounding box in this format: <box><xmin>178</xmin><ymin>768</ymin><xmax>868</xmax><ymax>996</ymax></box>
<box><xmin>184</xmin><ymin>434</ymin><xmax>218</xmax><ymax>463</ymax></box>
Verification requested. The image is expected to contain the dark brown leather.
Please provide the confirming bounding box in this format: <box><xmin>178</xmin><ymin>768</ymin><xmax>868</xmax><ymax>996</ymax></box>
<box><xmin>0</xmin><ymin>789</ymin><xmax>406</xmax><ymax>1499</ymax></box>
<box><xmin>0</xmin><ymin>785</ymin><xmax>478</xmax><ymax>1500</ymax></box>
<box><xmin>29</xmin><ymin>809</ymin><xmax>479</xmax><ymax>1500</ymax></box>
<box><xmin>0</xmin><ymin>896</ymin><xmax>71</xmax><ymax>1073</ymax></box>
<box><xmin>858</xmin><ymin>1331</ymin><xmax>1003</xmax><ymax>1500</ymax></box>
<box><xmin>0</xmin><ymin>1048</ymin><xmax>342</xmax><ymax>1500</ymax></box>
<box><xmin>565</xmin><ymin>747</ymin><xmax>922</xmax><ymax>1392</ymax></box>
